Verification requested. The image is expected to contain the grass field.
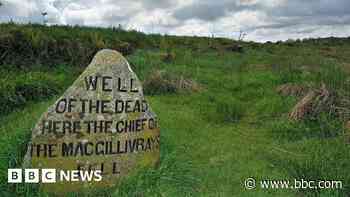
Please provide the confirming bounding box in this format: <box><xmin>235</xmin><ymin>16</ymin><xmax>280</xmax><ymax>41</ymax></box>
<box><xmin>1</xmin><ymin>24</ymin><xmax>350</xmax><ymax>196</ymax></box>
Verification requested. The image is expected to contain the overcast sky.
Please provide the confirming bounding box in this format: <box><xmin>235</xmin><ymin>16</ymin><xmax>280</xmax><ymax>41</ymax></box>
<box><xmin>0</xmin><ymin>0</ymin><xmax>350</xmax><ymax>42</ymax></box>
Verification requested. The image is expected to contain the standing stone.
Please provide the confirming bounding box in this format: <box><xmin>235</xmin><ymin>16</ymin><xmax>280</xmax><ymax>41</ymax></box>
<box><xmin>23</xmin><ymin>49</ymin><xmax>160</xmax><ymax>193</ymax></box>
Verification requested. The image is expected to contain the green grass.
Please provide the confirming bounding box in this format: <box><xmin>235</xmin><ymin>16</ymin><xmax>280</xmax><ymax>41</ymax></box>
<box><xmin>1</xmin><ymin>24</ymin><xmax>350</xmax><ymax>196</ymax></box>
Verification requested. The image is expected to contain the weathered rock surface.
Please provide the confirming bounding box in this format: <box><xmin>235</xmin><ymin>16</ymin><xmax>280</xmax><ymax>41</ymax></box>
<box><xmin>23</xmin><ymin>49</ymin><xmax>160</xmax><ymax>193</ymax></box>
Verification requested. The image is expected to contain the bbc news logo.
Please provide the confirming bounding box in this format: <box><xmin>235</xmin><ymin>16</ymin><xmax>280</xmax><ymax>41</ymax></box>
<box><xmin>8</xmin><ymin>169</ymin><xmax>102</xmax><ymax>183</ymax></box>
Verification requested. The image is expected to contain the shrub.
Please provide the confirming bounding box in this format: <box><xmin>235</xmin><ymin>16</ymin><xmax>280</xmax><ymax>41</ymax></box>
<box><xmin>0</xmin><ymin>86</ymin><xmax>26</xmax><ymax>114</ymax></box>
<box><xmin>15</xmin><ymin>83</ymin><xmax>57</xmax><ymax>101</ymax></box>
<box><xmin>115</xmin><ymin>41</ymin><xmax>134</xmax><ymax>56</ymax></box>
<box><xmin>0</xmin><ymin>71</ymin><xmax>60</xmax><ymax>116</ymax></box>
<box><xmin>0</xmin><ymin>24</ymin><xmax>141</xmax><ymax>69</ymax></box>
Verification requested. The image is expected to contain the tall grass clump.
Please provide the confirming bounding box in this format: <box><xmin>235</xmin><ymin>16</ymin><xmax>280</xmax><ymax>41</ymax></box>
<box><xmin>110</xmin><ymin>134</ymin><xmax>200</xmax><ymax>197</ymax></box>
<box><xmin>267</xmin><ymin>114</ymin><xmax>343</xmax><ymax>142</ymax></box>
<box><xmin>112</xmin><ymin>154</ymin><xmax>199</xmax><ymax>197</ymax></box>
<box><xmin>143</xmin><ymin>70</ymin><xmax>202</xmax><ymax>95</ymax></box>
<box><xmin>276</xmin><ymin>64</ymin><xmax>304</xmax><ymax>85</ymax></box>
<box><xmin>143</xmin><ymin>70</ymin><xmax>178</xmax><ymax>95</ymax></box>
<box><xmin>314</xmin><ymin>63</ymin><xmax>348</xmax><ymax>91</ymax></box>
<box><xmin>214</xmin><ymin>96</ymin><xmax>245</xmax><ymax>123</ymax></box>
<box><xmin>268</xmin><ymin>139</ymin><xmax>350</xmax><ymax>197</ymax></box>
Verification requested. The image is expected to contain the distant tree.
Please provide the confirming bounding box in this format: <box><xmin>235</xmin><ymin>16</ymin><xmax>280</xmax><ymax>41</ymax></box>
<box><xmin>238</xmin><ymin>30</ymin><xmax>247</xmax><ymax>42</ymax></box>
<box><xmin>41</xmin><ymin>12</ymin><xmax>48</xmax><ymax>25</ymax></box>
<box><xmin>228</xmin><ymin>29</ymin><xmax>246</xmax><ymax>53</ymax></box>
<box><xmin>117</xmin><ymin>24</ymin><xmax>123</xmax><ymax>31</ymax></box>
<box><xmin>0</xmin><ymin>2</ymin><xmax>2</xmax><ymax>6</ymax></box>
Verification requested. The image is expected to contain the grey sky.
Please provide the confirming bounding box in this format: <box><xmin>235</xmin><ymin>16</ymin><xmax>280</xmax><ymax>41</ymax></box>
<box><xmin>0</xmin><ymin>0</ymin><xmax>349</xmax><ymax>42</ymax></box>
